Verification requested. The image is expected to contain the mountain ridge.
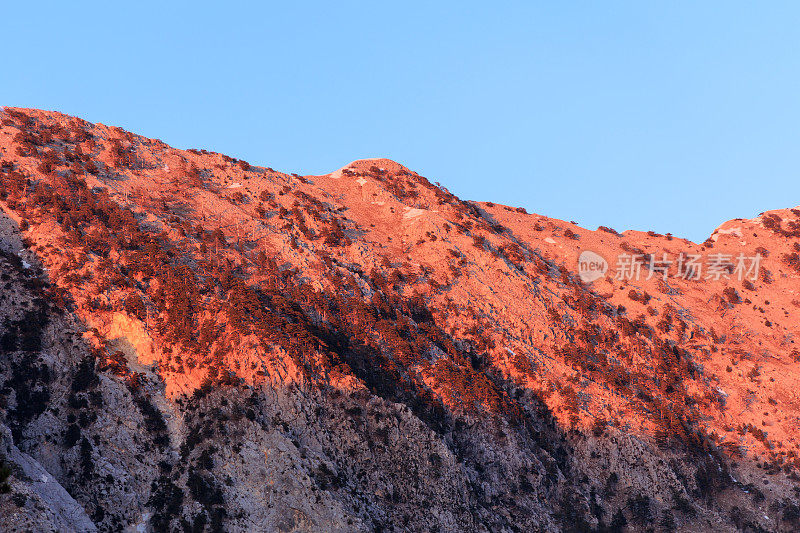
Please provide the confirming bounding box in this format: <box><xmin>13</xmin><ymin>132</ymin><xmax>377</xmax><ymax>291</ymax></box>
<box><xmin>0</xmin><ymin>107</ymin><xmax>799</xmax><ymax>532</ymax></box>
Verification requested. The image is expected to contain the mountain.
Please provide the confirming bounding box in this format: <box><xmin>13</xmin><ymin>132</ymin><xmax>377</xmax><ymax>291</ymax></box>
<box><xmin>0</xmin><ymin>107</ymin><xmax>798</xmax><ymax>532</ymax></box>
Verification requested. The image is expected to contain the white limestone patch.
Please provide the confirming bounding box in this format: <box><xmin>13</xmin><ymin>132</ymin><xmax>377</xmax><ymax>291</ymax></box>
<box><xmin>136</xmin><ymin>512</ymin><xmax>152</xmax><ymax>533</ymax></box>
<box><xmin>403</xmin><ymin>207</ymin><xmax>425</xmax><ymax>220</ymax></box>
<box><xmin>1</xmin><ymin>424</ymin><xmax>98</xmax><ymax>532</ymax></box>
<box><xmin>711</xmin><ymin>226</ymin><xmax>742</xmax><ymax>242</ymax></box>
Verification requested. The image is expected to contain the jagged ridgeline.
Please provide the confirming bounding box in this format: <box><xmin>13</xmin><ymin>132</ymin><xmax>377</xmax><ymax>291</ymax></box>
<box><xmin>0</xmin><ymin>107</ymin><xmax>799</xmax><ymax>532</ymax></box>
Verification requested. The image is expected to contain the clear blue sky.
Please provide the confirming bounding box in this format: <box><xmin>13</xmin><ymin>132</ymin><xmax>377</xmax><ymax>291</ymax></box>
<box><xmin>3</xmin><ymin>2</ymin><xmax>799</xmax><ymax>241</ymax></box>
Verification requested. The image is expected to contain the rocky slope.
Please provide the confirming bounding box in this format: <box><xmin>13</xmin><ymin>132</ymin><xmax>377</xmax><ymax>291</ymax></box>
<box><xmin>0</xmin><ymin>107</ymin><xmax>799</xmax><ymax>532</ymax></box>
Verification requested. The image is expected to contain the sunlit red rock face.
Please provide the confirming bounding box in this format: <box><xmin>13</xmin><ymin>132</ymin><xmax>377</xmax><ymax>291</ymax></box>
<box><xmin>1</xmin><ymin>107</ymin><xmax>799</xmax><ymax>532</ymax></box>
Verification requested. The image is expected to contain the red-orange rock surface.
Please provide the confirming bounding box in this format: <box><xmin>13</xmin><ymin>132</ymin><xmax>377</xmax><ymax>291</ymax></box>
<box><xmin>1</xmin><ymin>107</ymin><xmax>799</xmax><ymax>532</ymax></box>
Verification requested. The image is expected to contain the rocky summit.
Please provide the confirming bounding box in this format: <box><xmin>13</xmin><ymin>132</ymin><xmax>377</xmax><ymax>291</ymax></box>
<box><xmin>0</xmin><ymin>107</ymin><xmax>799</xmax><ymax>532</ymax></box>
